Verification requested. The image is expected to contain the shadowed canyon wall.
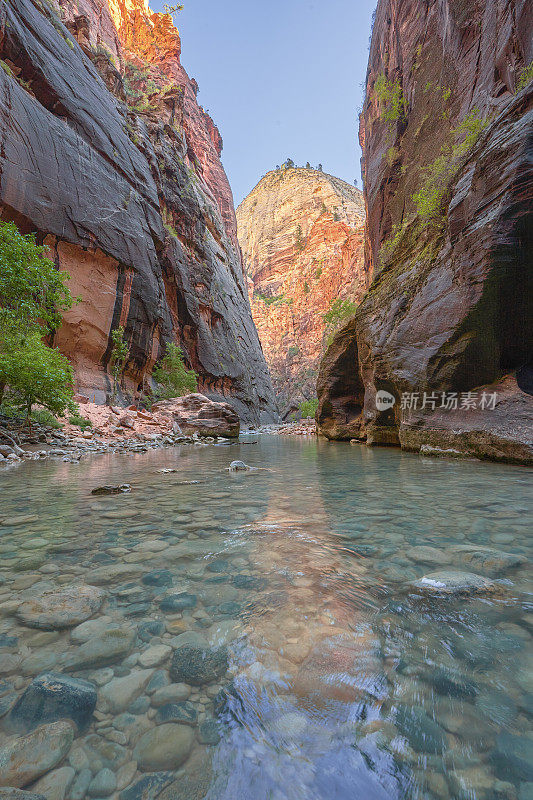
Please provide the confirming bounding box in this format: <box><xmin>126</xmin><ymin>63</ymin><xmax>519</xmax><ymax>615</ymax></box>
<box><xmin>237</xmin><ymin>168</ymin><xmax>368</xmax><ymax>416</ymax></box>
<box><xmin>0</xmin><ymin>0</ymin><xmax>278</xmax><ymax>423</ymax></box>
<box><xmin>317</xmin><ymin>0</ymin><xmax>533</xmax><ymax>464</ymax></box>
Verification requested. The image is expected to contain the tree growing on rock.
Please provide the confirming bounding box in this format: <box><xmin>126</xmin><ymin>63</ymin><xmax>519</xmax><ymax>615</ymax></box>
<box><xmin>152</xmin><ymin>342</ymin><xmax>198</xmax><ymax>400</ymax></box>
<box><xmin>109</xmin><ymin>326</ymin><xmax>129</xmax><ymax>401</ymax></box>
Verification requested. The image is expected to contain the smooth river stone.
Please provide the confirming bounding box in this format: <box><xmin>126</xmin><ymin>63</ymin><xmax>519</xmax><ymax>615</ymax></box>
<box><xmin>0</xmin><ymin>721</ymin><xmax>74</xmax><ymax>788</ymax></box>
<box><xmin>63</xmin><ymin>628</ymin><xmax>135</xmax><ymax>671</ymax></box>
<box><xmin>100</xmin><ymin>670</ymin><xmax>154</xmax><ymax>713</ymax></box>
<box><xmin>133</xmin><ymin>723</ymin><xmax>194</xmax><ymax>771</ymax></box>
<box><xmin>450</xmin><ymin>545</ymin><xmax>527</xmax><ymax>576</ymax></box>
<box><xmin>31</xmin><ymin>766</ymin><xmax>75</xmax><ymax>800</ymax></box>
<box><xmin>16</xmin><ymin>585</ymin><xmax>106</xmax><ymax>630</ymax></box>
<box><xmin>405</xmin><ymin>546</ymin><xmax>451</xmax><ymax>566</ymax></box>
<box><xmin>410</xmin><ymin>571</ymin><xmax>497</xmax><ymax>596</ymax></box>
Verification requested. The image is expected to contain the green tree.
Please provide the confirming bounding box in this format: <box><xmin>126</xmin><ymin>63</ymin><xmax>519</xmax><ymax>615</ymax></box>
<box><xmin>299</xmin><ymin>398</ymin><xmax>318</xmax><ymax>419</ymax></box>
<box><xmin>152</xmin><ymin>343</ymin><xmax>197</xmax><ymax>400</ymax></box>
<box><xmin>163</xmin><ymin>3</ymin><xmax>184</xmax><ymax>19</ymax></box>
<box><xmin>0</xmin><ymin>221</ymin><xmax>74</xmax><ymax>413</ymax></box>
<box><xmin>0</xmin><ymin>330</ymin><xmax>74</xmax><ymax>419</ymax></box>
<box><xmin>0</xmin><ymin>221</ymin><xmax>72</xmax><ymax>332</ymax></box>
<box><xmin>109</xmin><ymin>326</ymin><xmax>129</xmax><ymax>400</ymax></box>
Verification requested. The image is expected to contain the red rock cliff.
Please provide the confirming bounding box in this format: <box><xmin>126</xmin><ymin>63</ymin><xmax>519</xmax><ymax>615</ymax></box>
<box><xmin>237</xmin><ymin>168</ymin><xmax>368</xmax><ymax>416</ymax></box>
<box><xmin>317</xmin><ymin>0</ymin><xmax>533</xmax><ymax>463</ymax></box>
<box><xmin>0</xmin><ymin>0</ymin><xmax>277</xmax><ymax>423</ymax></box>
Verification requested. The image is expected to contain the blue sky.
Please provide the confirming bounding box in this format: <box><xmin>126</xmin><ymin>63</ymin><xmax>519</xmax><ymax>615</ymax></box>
<box><xmin>152</xmin><ymin>0</ymin><xmax>376</xmax><ymax>205</ymax></box>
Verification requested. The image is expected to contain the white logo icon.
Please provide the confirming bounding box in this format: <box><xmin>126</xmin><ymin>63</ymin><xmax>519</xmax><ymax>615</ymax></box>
<box><xmin>375</xmin><ymin>390</ymin><xmax>396</xmax><ymax>412</ymax></box>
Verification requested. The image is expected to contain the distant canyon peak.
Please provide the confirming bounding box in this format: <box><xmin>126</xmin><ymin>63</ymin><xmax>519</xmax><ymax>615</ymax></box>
<box><xmin>237</xmin><ymin>167</ymin><xmax>368</xmax><ymax>416</ymax></box>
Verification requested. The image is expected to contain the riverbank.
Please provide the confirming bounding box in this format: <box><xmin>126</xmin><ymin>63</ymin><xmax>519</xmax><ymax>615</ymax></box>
<box><xmin>0</xmin><ymin>404</ymin><xmax>318</xmax><ymax>469</ymax></box>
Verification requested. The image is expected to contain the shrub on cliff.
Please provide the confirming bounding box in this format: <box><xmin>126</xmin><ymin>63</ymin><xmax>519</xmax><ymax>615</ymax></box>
<box><xmin>299</xmin><ymin>398</ymin><xmax>318</xmax><ymax>419</ymax></box>
<box><xmin>153</xmin><ymin>343</ymin><xmax>198</xmax><ymax>400</ymax></box>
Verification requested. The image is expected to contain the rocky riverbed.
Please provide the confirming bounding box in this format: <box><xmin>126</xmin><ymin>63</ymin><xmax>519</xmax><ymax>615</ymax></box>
<box><xmin>0</xmin><ymin>437</ymin><xmax>531</xmax><ymax>799</ymax></box>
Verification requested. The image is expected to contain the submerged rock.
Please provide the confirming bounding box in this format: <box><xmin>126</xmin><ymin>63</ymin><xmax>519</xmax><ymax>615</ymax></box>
<box><xmin>490</xmin><ymin>732</ymin><xmax>533</xmax><ymax>782</ymax></box>
<box><xmin>8</xmin><ymin>672</ymin><xmax>97</xmax><ymax>732</ymax></box>
<box><xmin>16</xmin><ymin>585</ymin><xmax>105</xmax><ymax>630</ymax></box>
<box><xmin>133</xmin><ymin>723</ymin><xmax>194</xmax><ymax>771</ymax></box>
<box><xmin>449</xmin><ymin>544</ymin><xmax>527</xmax><ymax>576</ymax></box>
<box><xmin>409</xmin><ymin>571</ymin><xmax>497</xmax><ymax>596</ymax></box>
<box><xmin>91</xmin><ymin>485</ymin><xmax>131</xmax><ymax>495</ymax></box>
<box><xmin>395</xmin><ymin>705</ymin><xmax>447</xmax><ymax>754</ymax></box>
<box><xmin>0</xmin><ymin>721</ymin><xmax>74</xmax><ymax>788</ymax></box>
<box><xmin>118</xmin><ymin>773</ymin><xmax>175</xmax><ymax>800</ymax></box>
<box><xmin>170</xmin><ymin>645</ymin><xmax>228</xmax><ymax>686</ymax></box>
<box><xmin>63</xmin><ymin>627</ymin><xmax>135</xmax><ymax>671</ymax></box>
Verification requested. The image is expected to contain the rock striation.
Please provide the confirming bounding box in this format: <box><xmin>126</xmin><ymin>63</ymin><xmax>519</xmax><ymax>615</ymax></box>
<box><xmin>317</xmin><ymin>0</ymin><xmax>533</xmax><ymax>463</ymax></box>
<box><xmin>237</xmin><ymin>168</ymin><xmax>367</xmax><ymax>415</ymax></box>
<box><xmin>0</xmin><ymin>0</ymin><xmax>278</xmax><ymax>424</ymax></box>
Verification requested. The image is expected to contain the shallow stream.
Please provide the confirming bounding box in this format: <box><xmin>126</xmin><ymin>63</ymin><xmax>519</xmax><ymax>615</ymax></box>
<box><xmin>0</xmin><ymin>436</ymin><xmax>531</xmax><ymax>799</ymax></box>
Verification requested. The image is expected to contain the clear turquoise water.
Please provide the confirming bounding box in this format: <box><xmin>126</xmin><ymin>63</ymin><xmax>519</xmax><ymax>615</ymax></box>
<box><xmin>0</xmin><ymin>436</ymin><xmax>531</xmax><ymax>799</ymax></box>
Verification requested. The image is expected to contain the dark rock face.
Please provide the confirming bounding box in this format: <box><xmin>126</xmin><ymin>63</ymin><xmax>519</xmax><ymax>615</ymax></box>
<box><xmin>0</xmin><ymin>0</ymin><xmax>277</xmax><ymax>424</ymax></box>
<box><xmin>317</xmin><ymin>0</ymin><xmax>533</xmax><ymax>464</ymax></box>
<box><xmin>8</xmin><ymin>672</ymin><xmax>97</xmax><ymax>733</ymax></box>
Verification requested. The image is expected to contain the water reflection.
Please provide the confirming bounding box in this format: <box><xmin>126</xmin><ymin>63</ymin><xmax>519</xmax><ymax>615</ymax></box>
<box><xmin>0</xmin><ymin>438</ymin><xmax>531</xmax><ymax>799</ymax></box>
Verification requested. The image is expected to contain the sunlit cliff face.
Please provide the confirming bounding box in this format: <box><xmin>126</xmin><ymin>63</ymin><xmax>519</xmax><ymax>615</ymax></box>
<box><xmin>238</xmin><ymin>168</ymin><xmax>368</xmax><ymax>414</ymax></box>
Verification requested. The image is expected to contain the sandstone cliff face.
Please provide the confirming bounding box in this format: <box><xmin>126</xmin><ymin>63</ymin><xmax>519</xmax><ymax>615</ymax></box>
<box><xmin>0</xmin><ymin>0</ymin><xmax>278</xmax><ymax>423</ymax></box>
<box><xmin>317</xmin><ymin>0</ymin><xmax>533</xmax><ymax>464</ymax></box>
<box><xmin>237</xmin><ymin>168</ymin><xmax>367</xmax><ymax>415</ymax></box>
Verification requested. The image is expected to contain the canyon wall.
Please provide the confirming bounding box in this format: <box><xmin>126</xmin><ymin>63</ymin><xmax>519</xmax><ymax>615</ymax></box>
<box><xmin>0</xmin><ymin>0</ymin><xmax>278</xmax><ymax>423</ymax></box>
<box><xmin>317</xmin><ymin>0</ymin><xmax>533</xmax><ymax>464</ymax></box>
<box><xmin>237</xmin><ymin>168</ymin><xmax>368</xmax><ymax>416</ymax></box>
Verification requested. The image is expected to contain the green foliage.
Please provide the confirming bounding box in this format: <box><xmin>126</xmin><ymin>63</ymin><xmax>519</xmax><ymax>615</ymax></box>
<box><xmin>299</xmin><ymin>398</ymin><xmax>318</xmax><ymax>419</ymax></box>
<box><xmin>109</xmin><ymin>326</ymin><xmax>129</xmax><ymax>399</ymax></box>
<box><xmin>516</xmin><ymin>62</ymin><xmax>533</xmax><ymax>91</ymax></box>
<box><xmin>374</xmin><ymin>73</ymin><xmax>406</xmax><ymax>128</ymax></box>
<box><xmin>412</xmin><ymin>109</ymin><xmax>488</xmax><ymax>219</ymax></box>
<box><xmin>295</xmin><ymin>224</ymin><xmax>305</xmax><ymax>251</ymax></box>
<box><xmin>32</xmin><ymin>408</ymin><xmax>64</xmax><ymax>429</ymax></box>
<box><xmin>0</xmin><ymin>221</ymin><xmax>73</xmax><ymax>332</ymax></box>
<box><xmin>315</xmin><ymin>267</ymin><xmax>323</xmax><ymax>279</ymax></box>
<box><xmin>322</xmin><ymin>298</ymin><xmax>358</xmax><ymax>350</ymax></box>
<box><xmin>0</xmin><ymin>330</ymin><xmax>75</xmax><ymax>418</ymax></box>
<box><xmin>322</xmin><ymin>298</ymin><xmax>358</xmax><ymax>327</ymax></box>
<box><xmin>377</xmin><ymin>219</ymin><xmax>410</xmax><ymax>266</ymax></box>
<box><xmin>386</xmin><ymin>146</ymin><xmax>399</xmax><ymax>166</ymax></box>
<box><xmin>254</xmin><ymin>291</ymin><xmax>292</xmax><ymax>307</ymax></box>
<box><xmin>0</xmin><ymin>221</ymin><xmax>75</xmax><ymax>418</ymax></box>
<box><xmin>287</xmin><ymin>345</ymin><xmax>299</xmax><ymax>358</ymax></box>
<box><xmin>303</xmin><ymin>281</ymin><xmax>310</xmax><ymax>294</ymax></box>
<box><xmin>68</xmin><ymin>412</ymin><xmax>93</xmax><ymax>430</ymax></box>
<box><xmin>152</xmin><ymin>343</ymin><xmax>197</xmax><ymax>400</ymax></box>
<box><xmin>163</xmin><ymin>2</ymin><xmax>184</xmax><ymax>14</ymax></box>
